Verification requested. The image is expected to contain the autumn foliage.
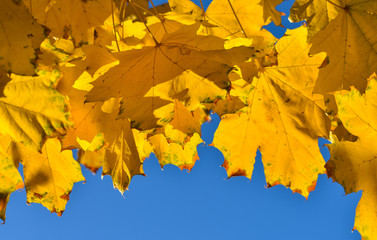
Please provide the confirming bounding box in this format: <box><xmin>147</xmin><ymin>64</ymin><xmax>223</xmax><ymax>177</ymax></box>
<box><xmin>0</xmin><ymin>0</ymin><xmax>376</xmax><ymax>238</ymax></box>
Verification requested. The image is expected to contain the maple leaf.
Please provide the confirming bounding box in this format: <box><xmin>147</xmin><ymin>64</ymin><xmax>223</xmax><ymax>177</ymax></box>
<box><xmin>8</xmin><ymin>138</ymin><xmax>84</xmax><ymax>215</ymax></box>
<box><xmin>116</xmin><ymin>0</ymin><xmax>171</xmax><ymax>22</ymax></box>
<box><xmin>203</xmin><ymin>0</ymin><xmax>278</xmax><ymax>48</ymax></box>
<box><xmin>290</xmin><ymin>0</ymin><xmax>329</xmax><ymax>40</ymax></box>
<box><xmin>3</xmin><ymin>1</ymin><xmax>376</xmax><ymax>235</ymax></box>
<box><xmin>86</xmin><ymin>21</ymin><xmax>254</xmax><ymax>102</ymax></box>
<box><xmin>0</xmin><ymin>70</ymin><xmax>71</xmax><ymax>150</ymax></box>
<box><xmin>169</xmin><ymin>100</ymin><xmax>202</xmax><ymax>135</ymax></box>
<box><xmin>0</xmin><ymin>0</ymin><xmax>46</xmax><ymax>75</ymax></box>
<box><xmin>102</xmin><ymin>118</ymin><xmax>144</xmax><ymax>193</ymax></box>
<box><xmin>149</xmin><ymin>132</ymin><xmax>202</xmax><ymax>169</ymax></box>
<box><xmin>260</xmin><ymin>0</ymin><xmax>284</xmax><ymax>26</ymax></box>
<box><xmin>23</xmin><ymin>0</ymin><xmax>112</xmax><ymax>45</ymax></box>
<box><xmin>152</xmin><ymin>70</ymin><xmax>227</xmax><ymax>111</ymax></box>
<box><xmin>77</xmin><ymin>134</ymin><xmax>105</xmax><ymax>173</ymax></box>
<box><xmin>169</xmin><ymin>0</ymin><xmax>203</xmax><ymax>20</ymax></box>
<box><xmin>57</xmin><ymin>45</ymin><xmax>119</xmax><ymax>148</ymax></box>
<box><xmin>118</xmin><ymin>95</ymin><xmax>173</xmax><ymax>130</ymax></box>
<box><xmin>295</xmin><ymin>0</ymin><xmax>377</xmax><ymax>94</ymax></box>
<box><xmin>0</xmin><ymin>134</ymin><xmax>23</xmax><ymax>223</ymax></box>
<box><xmin>37</xmin><ymin>38</ymin><xmax>75</xmax><ymax>71</ymax></box>
<box><xmin>325</xmin><ymin>73</ymin><xmax>377</xmax><ymax>240</ymax></box>
<box><xmin>213</xmin><ymin>27</ymin><xmax>330</xmax><ymax>197</ymax></box>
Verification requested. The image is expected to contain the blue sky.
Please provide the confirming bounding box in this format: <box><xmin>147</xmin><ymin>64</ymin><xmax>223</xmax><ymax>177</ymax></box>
<box><xmin>1</xmin><ymin>1</ymin><xmax>363</xmax><ymax>239</ymax></box>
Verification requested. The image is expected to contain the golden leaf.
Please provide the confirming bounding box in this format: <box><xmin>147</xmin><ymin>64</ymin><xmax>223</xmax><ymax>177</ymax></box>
<box><xmin>0</xmin><ymin>134</ymin><xmax>23</xmax><ymax>223</ymax></box>
<box><xmin>102</xmin><ymin>118</ymin><xmax>143</xmax><ymax>193</ymax></box>
<box><xmin>260</xmin><ymin>0</ymin><xmax>283</xmax><ymax>25</ymax></box>
<box><xmin>0</xmin><ymin>0</ymin><xmax>46</xmax><ymax>75</ymax></box>
<box><xmin>203</xmin><ymin>0</ymin><xmax>277</xmax><ymax>48</ymax></box>
<box><xmin>326</xmin><ymin>73</ymin><xmax>377</xmax><ymax>239</ymax></box>
<box><xmin>0</xmin><ymin>70</ymin><xmax>71</xmax><ymax>150</ymax></box>
<box><xmin>86</xmin><ymin>21</ymin><xmax>254</xmax><ymax>102</ymax></box>
<box><xmin>9</xmin><ymin>138</ymin><xmax>84</xmax><ymax>215</ymax></box>
<box><xmin>23</xmin><ymin>0</ymin><xmax>112</xmax><ymax>44</ymax></box>
<box><xmin>148</xmin><ymin>132</ymin><xmax>202</xmax><ymax>169</ymax></box>
<box><xmin>213</xmin><ymin>27</ymin><xmax>330</xmax><ymax>197</ymax></box>
<box><xmin>305</xmin><ymin>0</ymin><xmax>377</xmax><ymax>94</ymax></box>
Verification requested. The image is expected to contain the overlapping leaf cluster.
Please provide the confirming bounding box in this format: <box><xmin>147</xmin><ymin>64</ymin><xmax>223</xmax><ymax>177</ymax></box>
<box><xmin>0</xmin><ymin>0</ymin><xmax>376</xmax><ymax>238</ymax></box>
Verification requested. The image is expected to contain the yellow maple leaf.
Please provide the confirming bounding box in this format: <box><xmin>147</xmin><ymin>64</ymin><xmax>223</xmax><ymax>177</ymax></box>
<box><xmin>117</xmin><ymin>0</ymin><xmax>171</xmax><ymax>22</ymax></box>
<box><xmin>78</xmin><ymin>147</ymin><xmax>105</xmax><ymax>174</ymax></box>
<box><xmin>37</xmin><ymin>38</ymin><xmax>74</xmax><ymax>70</ymax></box>
<box><xmin>203</xmin><ymin>0</ymin><xmax>277</xmax><ymax>48</ymax></box>
<box><xmin>118</xmin><ymin>96</ymin><xmax>173</xmax><ymax>130</ymax></box>
<box><xmin>0</xmin><ymin>70</ymin><xmax>71</xmax><ymax>150</ymax></box>
<box><xmin>326</xmin><ymin>73</ymin><xmax>377</xmax><ymax>240</ymax></box>
<box><xmin>169</xmin><ymin>0</ymin><xmax>203</xmax><ymax>20</ymax></box>
<box><xmin>23</xmin><ymin>0</ymin><xmax>112</xmax><ymax>44</ymax></box>
<box><xmin>152</xmin><ymin>70</ymin><xmax>227</xmax><ymax>111</ymax></box>
<box><xmin>57</xmin><ymin>46</ymin><xmax>119</xmax><ymax>148</ymax></box>
<box><xmin>148</xmin><ymin>132</ymin><xmax>202</xmax><ymax>170</ymax></box>
<box><xmin>169</xmin><ymin>100</ymin><xmax>202</xmax><ymax>135</ymax></box>
<box><xmin>0</xmin><ymin>0</ymin><xmax>46</xmax><ymax>75</ymax></box>
<box><xmin>299</xmin><ymin>0</ymin><xmax>377</xmax><ymax>94</ymax></box>
<box><xmin>213</xmin><ymin>27</ymin><xmax>330</xmax><ymax>197</ymax></box>
<box><xmin>8</xmin><ymin>138</ymin><xmax>84</xmax><ymax>215</ymax></box>
<box><xmin>0</xmin><ymin>134</ymin><xmax>23</xmax><ymax>223</ymax></box>
<box><xmin>260</xmin><ymin>0</ymin><xmax>283</xmax><ymax>25</ymax></box>
<box><xmin>86</xmin><ymin>21</ymin><xmax>254</xmax><ymax>102</ymax></box>
<box><xmin>102</xmin><ymin>118</ymin><xmax>144</xmax><ymax>193</ymax></box>
<box><xmin>291</xmin><ymin>0</ymin><xmax>329</xmax><ymax>41</ymax></box>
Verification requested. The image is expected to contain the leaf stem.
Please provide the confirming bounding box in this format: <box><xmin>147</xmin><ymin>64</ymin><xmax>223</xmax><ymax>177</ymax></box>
<box><xmin>130</xmin><ymin>1</ymin><xmax>159</xmax><ymax>45</ymax></box>
<box><xmin>119</xmin><ymin>0</ymin><xmax>126</xmax><ymax>22</ymax></box>
<box><xmin>327</xmin><ymin>0</ymin><xmax>344</xmax><ymax>9</ymax></box>
<box><xmin>227</xmin><ymin>0</ymin><xmax>248</xmax><ymax>38</ymax></box>
<box><xmin>199</xmin><ymin>0</ymin><xmax>208</xmax><ymax>34</ymax></box>
<box><xmin>148</xmin><ymin>0</ymin><xmax>167</xmax><ymax>32</ymax></box>
<box><xmin>199</xmin><ymin>0</ymin><xmax>205</xmax><ymax>13</ymax></box>
<box><xmin>111</xmin><ymin>0</ymin><xmax>120</xmax><ymax>52</ymax></box>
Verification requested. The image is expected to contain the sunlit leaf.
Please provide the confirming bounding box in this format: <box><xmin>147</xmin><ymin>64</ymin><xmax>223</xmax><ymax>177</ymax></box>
<box><xmin>23</xmin><ymin>0</ymin><xmax>112</xmax><ymax>44</ymax></box>
<box><xmin>326</xmin><ymin>73</ymin><xmax>377</xmax><ymax>239</ymax></box>
<box><xmin>300</xmin><ymin>0</ymin><xmax>377</xmax><ymax>94</ymax></box>
<box><xmin>86</xmin><ymin>21</ymin><xmax>254</xmax><ymax>102</ymax></box>
<box><xmin>213</xmin><ymin>27</ymin><xmax>330</xmax><ymax>197</ymax></box>
<box><xmin>9</xmin><ymin>138</ymin><xmax>84</xmax><ymax>215</ymax></box>
<box><xmin>0</xmin><ymin>134</ymin><xmax>23</xmax><ymax>223</ymax></box>
<box><xmin>0</xmin><ymin>70</ymin><xmax>71</xmax><ymax>150</ymax></box>
<box><xmin>0</xmin><ymin>0</ymin><xmax>46</xmax><ymax>75</ymax></box>
<box><xmin>102</xmin><ymin>118</ymin><xmax>144</xmax><ymax>193</ymax></box>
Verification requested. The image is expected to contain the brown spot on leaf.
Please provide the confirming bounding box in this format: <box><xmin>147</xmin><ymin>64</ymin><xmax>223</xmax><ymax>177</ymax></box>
<box><xmin>267</xmin><ymin>181</ymin><xmax>281</xmax><ymax>188</ymax></box>
<box><xmin>292</xmin><ymin>189</ymin><xmax>302</xmax><ymax>194</ymax></box>
<box><xmin>325</xmin><ymin>160</ymin><xmax>336</xmax><ymax>180</ymax></box>
<box><xmin>15</xmin><ymin>181</ymin><xmax>24</xmax><ymax>190</ymax></box>
<box><xmin>33</xmin><ymin>193</ymin><xmax>43</xmax><ymax>199</ymax></box>
<box><xmin>60</xmin><ymin>193</ymin><xmax>70</xmax><ymax>201</ymax></box>
<box><xmin>222</xmin><ymin>158</ymin><xmax>229</xmax><ymax>171</ymax></box>
<box><xmin>0</xmin><ymin>197</ymin><xmax>7</xmax><ymax>211</ymax></box>
<box><xmin>192</xmin><ymin>152</ymin><xmax>199</xmax><ymax>163</ymax></box>
<box><xmin>319</xmin><ymin>56</ymin><xmax>329</xmax><ymax>68</ymax></box>
<box><xmin>179</xmin><ymin>163</ymin><xmax>195</xmax><ymax>171</ymax></box>
<box><xmin>86</xmin><ymin>166</ymin><xmax>100</xmax><ymax>173</ymax></box>
<box><xmin>307</xmin><ymin>180</ymin><xmax>317</xmax><ymax>194</ymax></box>
<box><xmin>229</xmin><ymin>169</ymin><xmax>247</xmax><ymax>177</ymax></box>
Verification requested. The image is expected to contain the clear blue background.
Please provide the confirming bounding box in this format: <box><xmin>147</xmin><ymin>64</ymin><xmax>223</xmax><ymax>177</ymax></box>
<box><xmin>1</xmin><ymin>1</ymin><xmax>363</xmax><ymax>239</ymax></box>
